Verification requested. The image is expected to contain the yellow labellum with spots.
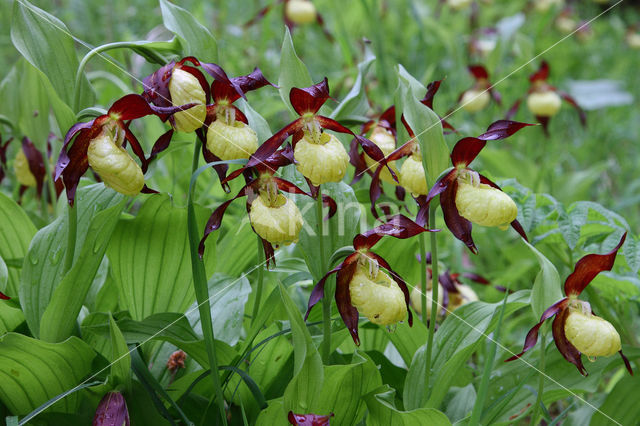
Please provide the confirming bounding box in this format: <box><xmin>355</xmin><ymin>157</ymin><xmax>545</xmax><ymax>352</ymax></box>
<box><xmin>294</xmin><ymin>132</ymin><xmax>349</xmax><ymax>186</ymax></box>
<box><xmin>13</xmin><ymin>149</ymin><xmax>36</xmax><ymax>187</ymax></box>
<box><xmin>527</xmin><ymin>90</ymin><xmax>562</xmax><ymax>117</ymax></box>
<box><xmin>168</xmin><ymin>68</ymin><xmax>206</xmax><ymax>133</ymax></box>
<box><xmin>399</xmin><ymin>155</ymin><xmax>428</xmax><ymax>196</ymax></box>
<box><xmin>206</xmin><ymin>120</ymin><xmax>258</xmax><ymax>160</ymax></box>
<box><xmin>87</xmin><ymin>132</ymin><xmax>144</xmax><ymax>196</ymax></box>
<box><xmin>285</xmin><ymin>0</ymin><xmax>317</xmax><ymax>25</ymax></box>
<box><xmin>349</xmin><ymin>265</ymin><xmax>407</xmax><ymax>326</ymax></box>
<box><xmin>364</xmin><ymin>126</ymin><xmax>399</xmax><ymax>184</ymax></box>
<box><xmin>564</xmin><ymin>309</ymin><xmax>621</xmax><ymax>357</ymax></box>
<box><xmin>249</xmin><ymin>194</ymin><xmax>303</xmax><ymax>245</ymax></box>
<box><xmin>460</xmin><ymin>89</ymin><xmax>490</xmax><ymax>113</ymax></box>
<box><xmin>455</xmin><ymin>180</ymin><xmax>517</xmax><ymax>228</ymax></box>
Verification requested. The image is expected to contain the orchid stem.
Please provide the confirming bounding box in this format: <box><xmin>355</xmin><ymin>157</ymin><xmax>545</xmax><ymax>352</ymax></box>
<box><xmin>424</xmin><ymin>205</ymin><xmax>439</xmax><ymax>392</ymax></box>
<box><xmin>187</xmin><ymin>138</ymin><xmax>227</xmax><ymax>426</ymax></box>
<box><xmin>251</xmin><ymin>236</ymin><xmax>265</xmax><ymax>326</ymax></box>
<box><xmin>419</xmin><ymin>234</ymin><xmax>428</xmax><ymax>327</ymax></box>
<box><xmin>317</xmin><ymin>186</ymin><xmax>331</xmax><ymax>363</ymax></box>
<box><xmin>468</xmin><ymin>289</ymin><xmax>510</xmax><ymax>426</ymax></box>
<box><xmin>63</xmin><ymin>203</ymin><xmax>77</xmax><ymax>274</ymax></box>
<box><xmin>42</xmin><ymin>154</ymin><xmax>58</xmax><ymax>219</ymax></box>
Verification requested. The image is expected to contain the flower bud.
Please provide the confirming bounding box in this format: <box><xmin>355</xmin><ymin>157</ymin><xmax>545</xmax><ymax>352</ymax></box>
<box><xmin>460</xmin><ymin>89</ymin><xmax>490</xmax><ymax>113</ymax></box>
<box><xmin>410</xmin><ymin>280</ymin><xmax>443</xmax><ymax>317</ymax></box>
<box><xmin>447</xmin><ymin>0</ymin><xmax>473</xmax><ymax>10</ymax></box>
<box><xmin>455</xmin><ymin>179</ymin><xmax>517</xmax><ymax>228</ymax></box>
<box><xmin>249</xmin><ymin>193</ymin><xmax>303</xmax><ymax>245</ymax></box>
<box><xmin>294</xmin><ymin>132</ymin><xmax>349</xmax><ymax>186</ymax></box>
<box><xmin>527</xmin><ymin>90</ymin><xmax>562</xmax><ymax>117</ymax></box>
<box><xmin>168</xmin><ymin>68</ymin><xmax>207</xmax><ymax>133</ymax></box>
<box><xmin>87</xmin><ymin>132</ymin><xmax>144</xmax><ymax>196</ymax></box>
<box><xmin>93</xmin><ymin>391</ymin><xmax>130</xmax><ymax>426</ymax></box>
<box><xmin>285</xmin><ymin>0</ymin><xmax>317</xmax><ymax>25</ymax></box>
<box><xmin>13</xmin><ymin>149</ymin><xmax>36</xmax><ymax>187</ymax></box>
<box><xmin>448</xmin><ymin>284</ymin><xmax>479</xmax><ymax>311</ymax></box>
<box><xmin>206</xmin><ymin>120</ymin><xmax>258</xmax><ymax>160</ymax></box>
<box><xmin>564</xmin><ymin>309</ymin><xmax>621</xmax><ymax>357</ymax></box>
<box><xmin>364</xmin><ymin>126</ymin><xmax>399</xmax><ymax>184</ymax></box>
<box><xmin>399</xmin><ymin>154</ymin><xmax>428</xmax><ymax>196</ymax></box>
<box><xmin>349</xmin><ymin>265</ymin><xmax>407</xmax><ymax>325</ymax></box>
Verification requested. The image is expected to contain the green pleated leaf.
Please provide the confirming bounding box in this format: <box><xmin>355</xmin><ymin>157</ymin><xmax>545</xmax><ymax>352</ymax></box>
<box><xmin>0</xmin><ymin>334</ymin><xmax>95</xmax><ymax>416</ymax></box>
<box><xmin>255</xmin><ymin>398</ymin><xmax>287</xmax><ymax>426</ymax></box>
<box><xmin>40</xmin><ymin>187</ymin><xmax>126</xmax><ymax>342</ymax></box>
<box><xmin>0</xmin><ymin>300</ymin><xmax>24</xmax><ymax>335</ymax></box>
<box><xmin>404</xmin><ymin>290</ymin><xmax>530</xmax><ymax>410</ymax></box>
<box><xmin>159</xmin><ymin>0</ymin><xmax>217</xmax><ymax>61</ymax></box>
<box><xmin>278</xmin><ymin>27</ymin><xmax>313</xmax><ymax>116</ymax></box>
<box><xmin>364</xmin><ymin>385</ymin><xmax>451</xmax><ymax>426</ymax></box>
<box><xmin>0</xmin><ymin>255</ymin><xmax>7</xmax><ymax>292</ymax></box>
<box><xmin>108</xmin><ymin>194</ymin><xmax>214</xmax><ymax>321</ymax></box>
<box><xmin>11</xmin><ymin>0</ymin><xmax>93</xmax><ymax>109</ymax></box>
<box><xmin>109</xmin><ymin>315</ymin><xmax>131</xmax><ymax>391</ymax></box>
<box><xmin>187</xmin><ymin>273</ymin><xmax>251</xmax><ymax>346</ymax></box>
<box><xmin>524</xmin><ymin>241</ymin><xmax>563</xmax><ymax>319</ymax></box>
<box><xmin>384</xmin><ymin>318</ymin><xmax>428</xmax><ymax>367</ymax></box>
<box><xmin>15</xmin><ymin>59</ymin><xmax>50</xmax><ymax>148</ymax></box>
<box><xmin>590</xmin><ymin>375</ymin><xmax>640</xmax><ymax>426</ymax></box>
<box><xmin>0</xmin><ymin>192</ymin><xmax>36</xmax><ymax>297</ymax></box>
<box><xmin>330</xmin><ymin>50</ymin><xmax>376</xmax><ymax>121</ymax></box>
<box><xmin>397</xmin><ymin>67</ymin><xmax>449</xmax><ymax>188</ymax></box>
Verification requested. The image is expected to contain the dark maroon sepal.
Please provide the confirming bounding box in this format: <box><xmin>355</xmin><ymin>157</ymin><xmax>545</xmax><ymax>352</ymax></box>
<box><xmin>144</xmin><ymin>129</ymin><xmax>174</xmax><ymax>172</ymax></box>
<box><xmin>0</xmin><ymin>291</ymin><xmax>9</xmax><ymax>300</ymax></box>
<box><xmin>57</xmin><ymin>129</ymin><xmax>94</xmax><ymax>205</ymax></box>
<box><xmin>504</xmin><ymin>98</ymin><xmax>522</xmax><ymax>120</ymax></box>
<box><xmin>348</xmin><ymin>138</ymin><xmax>367</xmax><ymax>185</ymax></box>
<box><xmin>476</xmin><ymin>120</ymin><xmax>536</xmax><ymax>141</ymax></box>
<box><xmin>305</xmin><ymin>252</ymin><xmax>359</xmax><ymax>320</ymax></box>
<box><xmin>461</xmin><ymin>272</ymin><xmax>490</xmax><ymax>285</ymax></box>
<box><xmin>468</xmin><ymin>65</ymin><xmax>489</xmax><ymax>80</ymax></box>
<box><xmin>322</xmin><ymin>194</ymin><xmax>337</xmax><ymax>220</ymax></box>
<box><xmin>490</xmin><ymin>87</ymin><xmax>502</xmax><ymax>106</ymax></box>
<box><xmin>93</xmin><ymin>391</ymin><xmax>130</xmax><ymax>426</ymax></box>
<box><xmin>441</xmin><ymin>182</ymin><xmax>477</xmax><ymax>254</ymax></box>
<box><xmin>556</xmin><ymin>90</ymin><xmax>587</xmax><ymax>127</ymax></box>
<box><xmin>420</xmin><ymin>79</ymin><xmax>444</xmax><ymax>110</ymax></box>
<box><xmin>109</xmin><ymin>94</ymin><xmax>160</xmax><ymax>121</ymax></box>
<box><xmin>273</xmin><ymin>177</ymin><xmax>309</xmax><ymax>196</ymax></box>
<box><xmin>564</xmin><ymin>232</ymin><xmax>626</xmax><ymax>297</ymax></box>
<box><xmin>200</xmin><ymin>137</ymin><xmax>230</xmax><ymax>192</ymax></box>
<box><xmin>529</xmin><ymin>61</ymin><xmax>549</xmax><ymax>83</ymax></box>
<box><xmin>290</xmin><ymin>78</ymin><xmax>331</xmax><ymax>116</ymax></box>
<box><xmin>21</xmin><ymin>137</ymin><xmax>46</xmax><ymax>196</ymax></box>
<box><xmin>142</xmin><ymin>61</ymin><xmax>175</xmax><ymax>109</ymax></box>
<box><xmin>336</xmin><ymin>261</ymin><xmax>361</xmax><ymax>345</ymax></box>
<box><xmin>140</xmin><ymin>184</ymin><xmax>158</xmax><ymax>194</ymax></box>
<box><xmin>261</xmin><ymin>238</ymin><xmax>276</xmax><ymax>269</ymax></box>
<box><xmin>368</xmin><ymin>165</ymin><xmax>383</xmax><ymax>220</ymax></box>
<box><xmin>619</xmin><ymin>350</ymin><xmax>633</xmax><ymax>375</ymax></box>
<box><xmin>379</xmin><ymin>105</ymin><xmax>397</xmax><ymax>131</ymax></box>
<box><xmin>244</xmin><ymin>3</ymin><xmax>273</xmax><ymax>27</ymax></box>
<box><xmin>425</xmin><ymin>169</ymin><xmax>456</xmax><ymax>206</ymax></box>
<box><xmin>288</xmin><ymin>411</ymin><xmax>334</xmax><ymax>426</ymax></box>
<box><xmin>315</xmin><ymin>116</ymin><xmax>353</xmax><ymax>136</ymax></box>
<box><xmin>451</xmin><ymin>137</ymin><xmax>485</xmax><ymax>167</ymax></box>
<box><xmin>552</xmin><ymin>308</ymin><xmax>587</xmax><ymax>376</ymax></box>
<box><xmin>258</xmin><ymin>144</ymin><xmax>295</xmax><ymax>174</ymax></box>
<box><xmin>353</xmin><ymin>214</ymin><xmax>432</xmax><ymax>251</ymax></box>
<box><xmin>505</xmin><ymin>298</ymin><xmax>568</xmax><ymax>362</ymax></box>
<box><xmin>438</xmin><ymin>270</ymin><xmax>458</xmax><ymax>293</ymax></box>
<box><xmin>233</xmin><ymin>67</ymin><xmax>275</xmax><ymax>94</ymax></box>
<box><xmin>535</xmin><ymin>115</ymin><xmax>550</xmax><ymax>136</ymax></box>
<box><xmin>121</xmin><ymin>123</ymin><xmax>148</xmax><ymax>168</ymax></box>
<box><xmin>247</xmin><ymin>118</ymin><xmax>303</xmax><ymax>167</ymax></box>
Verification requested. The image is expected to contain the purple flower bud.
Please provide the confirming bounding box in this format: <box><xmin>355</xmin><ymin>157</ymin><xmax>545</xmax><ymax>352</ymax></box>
<box><xmin>93</xmin><ymin>392</ymin><xmax>130</xmax><ymax>426</ymax></box>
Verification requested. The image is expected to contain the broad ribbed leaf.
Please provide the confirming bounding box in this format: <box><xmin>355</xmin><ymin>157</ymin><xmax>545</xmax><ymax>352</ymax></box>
<box><xmin>11</xmin><ymin>0</ymin><xmax>93</xmax><ymax>109</ymax></box>
<box><xmin>364</xmin><ymin>385</ymin><xmax>451</xmax><ymax>426</ymax></box>
<box><xmin>0</xmin><ymin>300</ymin><xmax>24</xmax><ymax>335</ymax></box>
<box><xmin>588</xmin><ymin>375</ymin><xmax>640</xmax><ymax>425</ymax></box>
<box><xmin>398</xmin><ymin>70</ymin><xmax>449</xmax><ymax>187</ymax></box>
<box><xmin>524</xmin><ymin>241</ymin><xmax>562</xmax><ymax>319</ymax></box>
<box><xmin>404</xmin><ymin>291</ymin><xmax>530</xmax><ymax>410</ymax></box>
<box><xmin>0</xmin><ymin>192</ymin><xmax>36</xmax><ymax>297</ymax></box>
<box><xmin>330</xmin><ymin>51</ymin><xmax>375</xmax><ymax>121</ymax></box>
<box><xmin>278</xmin><ymin>28</ymin><xmax>313</xmax><ymax>116</ymax></box>
<box><xmin>159</xmin><ymin>0</ymin><xmax>217</xmax><ymax>61</ymax></box>
<box><xmin>0</xmin><ymin>334</ymin><xmax>95</xmax><ymax>415</ymax></box>
<box><xmin>108</xmin><ymin>194</ymin><xmax>214</xmax><ymax>321</ymax></box>
<box><xmin>16</xmin><ymin>60</ymin><xmax>50</xmax><ymax>148</ymax></box>
<box><xmin>109</xmin><ymin>315</ymin><xmax>132</xmax><ymax>390</ymax></box>
<box><xmin>39</xmin><ymin>187</ymin><xmax>126</xmax><ymax>342</ymax></box>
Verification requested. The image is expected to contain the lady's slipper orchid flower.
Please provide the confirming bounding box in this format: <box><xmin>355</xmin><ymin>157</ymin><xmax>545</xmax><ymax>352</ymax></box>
<box><xmin>506</xmin><ymin>232</ymin><xmax>632</xmax><ymax>376</ymax></box>
<box><xmin>555</xmin><ymin>8</ymin><xmax>577</xmax><ymax>33</ymax></box>
<box><xmin>288</xmin><ymin>411</ymin><xmax>334</xmax><ymax>426</ymax></box>
<box><xmin>469</xmin><ymin>28</ymin><xmax>498</xmax><ymax>58</ymax></box>
<box><xmin>93</xmin><ymin>391</ymin><xmax>130</xmax><ymax>426</ymax></box>
<box><xmin>245</xmin><ymin>0</ymin><xmax>333</xmax><ymax>41</ymax></box>
<box><xmin>458</xmin><ymin>65</ymin><xmax>501</xmax><ymax>113</ymax></box>
<box><xmin>626</xmin><ymin>26</ymin><xmax>640</xmax><ymax>49</ymax></box>
<box><xmin>242</xmin><ymin>79</ymin><xmax>388</xmax><ymax>189</ymax></box>
<box><xmin>507</xmin><ymin>61</ymin><xmax>586</xmax><ymax>134</ymax></box>
<box><xmin>305</xmin><ymin>215</ymin><xmax>436</xmax><ymax>345</ymax></box>
<box><xmin>199</xmin><ymin>146</ymin><xmax>333</xmax><ymax>267</ymax></box>
<box><xmin>55</xmin><ymin>94</ymin><xmax>191</xmax><ymax>204</ymax></box>
<box><xmin>419</xmin><ymin>120</ymin><xmax>534</xmax><ymax>253</ymax></box>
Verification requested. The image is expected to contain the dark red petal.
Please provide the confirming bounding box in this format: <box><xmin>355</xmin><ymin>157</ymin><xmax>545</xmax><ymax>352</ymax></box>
<box><xmin>504</xmin><ymin>98</ymin><xmax>522</xmax><ymax>121</ymax></box>
<box><xmin>529</xmin><ymin>61</ymin><xmax>549</xmax><ymax>83</ymax></box>
<box><xmin>273</xmin><ymin>177</ymin><xmax>309</xmax><ymax>196</ymax></box>
<box><xmin>468</xmin><ymin>65</ymin><xmax>489</xmax><ymax>80</ymax></box>
<box><xmin>322</xmin><ymin>194</ymin><xmax>337</xmax><ymax>220</ymax></box>
<box><xmin>505</xmin><ymin>298</ymin><xmax>569</xmax><ymax>362</ymax></box>
<box><xmin>144</xmin><ymin>129</ymin><xmax>174</xmax><ymax>172</ymax></box>
<box><xmin>247</xmin><ymin>119</ymin><xmax>303</xmax><ymax>167</ymax></box>
<box><xmin>258</xmin><ymin>144</ymin><xmax>295</xmax><ymax>174</ymax></box>
<box><xmin>198</xmin><ymin>185</ymin><xmax>252</xmax><ymax>257</ymax></box>
<box><xmin>353</xmin><ymin>214</ymin><xmax>433</xmax><ymax>251</ymax></box>
<box><xmin>489</xmin><ymin>87</ymin><xmax>502</xmax><ymax>105</ymax></box>
<box><xmin>425</xmin><ymin>169</ymin><xmax>457</xmax><ymax>206</ymax></box>
<box><xmin>367</xmin><ymin>252</ymin><xmax>413</xmax><ymax>326</ymax></box>
<box><xmin>461</xmin><ymin>272</ymin><xmax>490</xmax><ymax>285</ymax></box>
<box><xmin>564</xmin><ymin>232</ymin><xmax>627</xmax><ymax>297</ymax></box>
<box><xmin>261</xmin><ymin>238</ymin><xmax>276</xmax><ymax>269</ymax></box>
<box><xmin>62</xmin><ymin>120</ymin><xmax>97</xmax><ymax>151</ymax></box>
<box><xmin>315</xmin><ymin>116</ymin><xmax>354</xmax><ymax>136</ymax></box>
<box><xmin>290</xmin><ymin>78</ymin><xmax>331</xmax><ymax>116</ymax></box>
<box><xmin>121</xmin><ymin>123</ymin><xmax>147</xmax><ymax>167</ymax></box>
<box><xmin>619</xmin><ymin>350</ymin><xmax>633</xmax><ymax>375</ymax></box>
<box><xmin>244</xmin><ymin>4</ymin><xmax>273</xmax><ymax>27</ymax></box>
<box><xmin>368</xmin><ymin>165</ymin><xmax>383</xmax><ymax>221</ymax></box>
<box><xmin>58</xmin><ymin>130</ymin><xmax>93</xmax><ymax>206</ymax></box>
<box><xmin>438</xmin><ymin>270</ymin><xmax>458</xmax><ymax>293</ymax></box>
<box><xmin>395</xmin><ymin>186</ymin><xmax>406</xmax><ymax>202</ymax></box>
<box><xmin>440</xmin><ymin>182</ymin><xmax>477</xmax><ymax>254</ymax></box>
<box><xmin>140</xmin><ymin>184</ymin><xmax>158</xmax><ymax>194</ymax></box>
<box><xmin>556</xmin><ymin>89</ymin><xmax>587</xmax><ymax>127</ymax></box>
<box><xmin>21</xmin><ymin>137</ymin><xmax>46</xmax><ymax>197</ymax></box>
<box><xmin>451</xmin><ymin>137</ymin><xmax>485</xmax><ymax>167</ymax></box>
<box><xmin>109</xmin><ymin>94</ymin><xmax>157</xmax><ymax>121</ymax></box>
<box><xmin>476</xmin><ymin>120</ymin><xmax>536</xmax><ymax>141</ymax></box>
<box><xmin>0</xmin><ymin>291</ymin><xmax>9</xmax><ymax>300</ymax></box>
<box><xmin>420</xmin><ymin>79</ymin><xmax>444</xmax><ymax>110</ymax></box>
<box><xmin>510</xmin><ymin>220</ymin><xmax>529</xmax><ymax>242</ymax></box>
<box><xmin>536</xmin><ymin>116</ymin><xmax>550</xmax><ymax>137</ymax></box>
<box><xmin>415</xmin><ymin>196</ymin><xmax>429</xmax><ymax>228</ymax></box>
<box><xmin>142</xmin><ymin>61</ymin><xmax>175</xmax><ymax>109</ymax></box>
<box><xmin>335</xmin><ymin>261</ymin><xmax>361</xmax><ymax>345</ymax></box>
<box><xmin>200</xmin><ymin>135</ymin><xmax>230</xmax><ymax>192</ymax></box>
<box><xmin>232</xmin><ymin>67</ymin><xmax>275</xmax><ymax>94</ymax></box>
<box><xmin>379</xmin><ymin>105</ymin><xmax>397</xmax><ymax>130</ymax></box>
<box><xmin>348</xmin><ymin>138</ymin><xmax>367</xmax><ymax>185</ymax></box>
<box><xmin>552</xmin><ymin>308</ymin><xmax>587</xmax><ymax>376</ymax></box>
<box><xmin>287</xmin><ymin>411</ymin><xmax>334</xmax><ymax>426</ymax></box>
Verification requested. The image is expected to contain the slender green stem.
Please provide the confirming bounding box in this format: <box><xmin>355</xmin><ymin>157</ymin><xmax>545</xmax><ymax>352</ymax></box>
<box><xmin>187</xmin><ymin>139</ymin><xmax>227</xmax><ymax>425</ymax></box>
<box><xmin>251</xmin><ymin>236</ymin><xmax>265</xmax><ymax>325</ymax></box>
<box><xmin>424</xmin><ymin>205</ymin><xmax>439</xmax><ymax>392</ymax></box>
<box><xmin>63</xmin><ymin>203</ymin><xmax>78</xmax><ymax>273</ymax></box>
<box><xmin>42</xmin><ymin>154</ymin><xmax>58</xmax><ymax>219</ymax></box>
<box><xmin>468</xmin><ymin>291</ymin><xmax>510</xmax><ymax>426</ymax></box>
<box><xmin>530</xmin><ymin>330</ymin><xmax>547</xmax><ymax>425</ymax></box>
<box><xmin>419</xmin><ymin>234</ymin><xmax>428</xmax><ymax>327</ymax></box>
<box><xmin>317</xmin><ymin>186</ymin><xmax>331</xmax><ymax>363</ymax></box>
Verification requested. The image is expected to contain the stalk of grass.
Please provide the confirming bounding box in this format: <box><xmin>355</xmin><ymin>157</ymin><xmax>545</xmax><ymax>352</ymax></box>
<box><xmin>423</xmin><ymin>205</ymin><xmax>440</xmax><ymax>391</ymax></box>
<box><xmin>251</xmin><ymin>236</ymin><xmax>265</xmax><ymax>325</ymax></box>
<box><xmin>317</xmin><ymin>186</ymin><xmax>332</xmax><ymax>363</ymax></box>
